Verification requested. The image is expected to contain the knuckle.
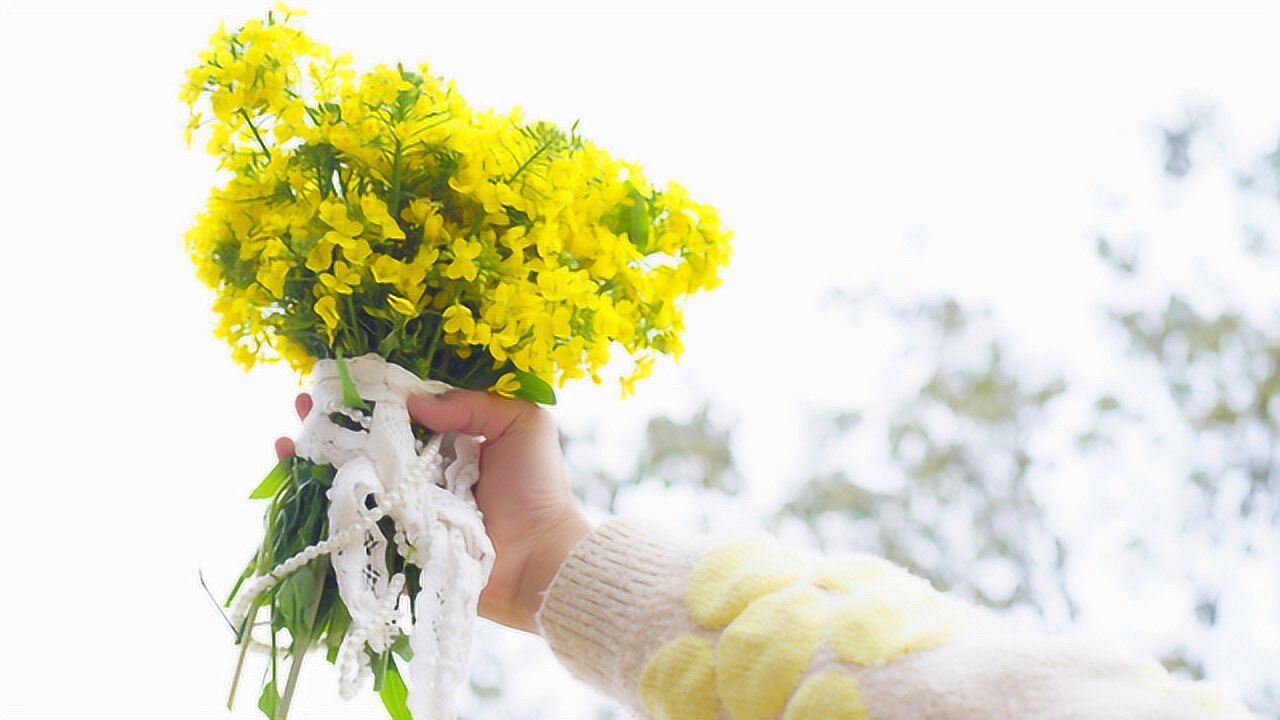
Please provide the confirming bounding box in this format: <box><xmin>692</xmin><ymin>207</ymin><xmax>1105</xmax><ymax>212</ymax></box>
<box><xmin>524</xmin><ymin>404</ymin><xmax>557</xmax><ymax>433</ymax></box>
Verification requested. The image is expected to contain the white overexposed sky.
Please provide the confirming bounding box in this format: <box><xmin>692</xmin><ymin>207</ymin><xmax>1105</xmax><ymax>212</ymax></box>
<box><xmin>1</xmin><ymin>1</ymin><xmax>1278</xmax><ymax>718</ymax></box>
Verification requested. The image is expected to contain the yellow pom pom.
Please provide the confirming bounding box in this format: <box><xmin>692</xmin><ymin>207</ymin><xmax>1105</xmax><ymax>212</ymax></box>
<box><xmin>828</xmin><ymin>574</ymin><xmax>964</xmax><ymax>666</ymax></box>
<box><xmin>811</xmin><ymin>554</ymin><xmax>898</xmax><ymax>593</ymax></box>
<box><xmin>638</xmin><ymin>635</ymin><xmax>720</xmax><ymax>720</ymax></box>
<box><xmin>782</xmin><ymin>672</ymin><xmax>869</xmax><ymax>720</ymax></box>
<box><xmin>685</xmin><ymin>540</ymin><xmax>809</xmax><ymax>630</ymax></box>
<box><xmin>716</xmin><ymin>585</ymin><xmax>829</xmax><ymax>720</ymax></box>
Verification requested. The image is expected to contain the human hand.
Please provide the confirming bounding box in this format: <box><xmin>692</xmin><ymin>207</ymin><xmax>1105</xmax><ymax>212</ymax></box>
<box><xmin>275</xmin><ymin>390</ymin><xmax>591</xmax><ymax>634</ymax></box>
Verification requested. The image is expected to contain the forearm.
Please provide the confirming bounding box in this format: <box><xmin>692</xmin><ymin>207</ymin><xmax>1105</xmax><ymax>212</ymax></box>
<box><xmin>535</xmin><ymin>517</ymin><xmax>1255</xmax><ymax>720</ymax></box>
<box><xmin>535</xmin><ymin>518</ymin><xmax>704</xmax><ymax>704</ymax></box>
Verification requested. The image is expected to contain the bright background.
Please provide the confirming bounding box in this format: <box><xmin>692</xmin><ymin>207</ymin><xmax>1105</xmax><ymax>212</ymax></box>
<box><xmin>2</xmin><ymin>1</ymin><xmax>1278</xmax><ymax>718</ymax></box>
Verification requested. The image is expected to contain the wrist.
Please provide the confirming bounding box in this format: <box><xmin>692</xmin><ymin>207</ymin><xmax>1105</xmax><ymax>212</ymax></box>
<box><xmin>512</xmin><ymin>509</ymin><xmax>592</xmax><ymax>633</ymax></box>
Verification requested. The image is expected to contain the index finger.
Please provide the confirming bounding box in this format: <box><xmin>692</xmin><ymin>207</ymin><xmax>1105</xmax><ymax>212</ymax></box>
<box><xmin>406</xmin><ymin>389</ymin><xmax>533</xmax><ymax>441</ymax></box>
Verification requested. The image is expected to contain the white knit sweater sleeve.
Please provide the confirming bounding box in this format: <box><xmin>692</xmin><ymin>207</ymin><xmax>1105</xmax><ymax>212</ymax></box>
<box><xmin>536</xmin><ymin>517</ymin><xmax>1256</xmax><ymax>720</ymax></box>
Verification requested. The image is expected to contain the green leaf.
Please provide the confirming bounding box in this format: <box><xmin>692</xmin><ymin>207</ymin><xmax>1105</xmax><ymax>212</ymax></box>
<box><xmin>626</xmin><ymin>181</ymin><xmax>651</xmax><ymax>252</ymax></box>
<box><xmin>198</xmin><ymin>569</ymin><xmax>237</xmax><ymax>634</ymax></box>
<box><xmin>379</xmin><ymin>656</ymin><xmax>414</xmax><ymax>720</ymax></box>
<box><xmin>334</xmin><ymin>349</ymin><xmax>371</xmax><ymax>410</ymax></box>
<box><xmin>257</xmin><ymin>680</ymin><xmax>280</xmax><ymax>719</ymax></box>
<box><xmin>309</xmin><ymin>462</ymin><xmax>336</xmax><ymax>488</ymax></box>
<box><xmin>370</xmin><ymin>649</ymin><xmax>389</xmax><ymax>692</ymax></box>
<box><xmin>323</xmin><ymin>600</ymin><xmax>350</xmax><ymax>665</ymax></box>
<box><xmin>224</xmin><ymin>556</ymin><xmax>257</xmax><ymax>605</ymax></box>
<box><xmin>250</xmin><ymin>460</ymin><xmax>291</xmax><ymax>500</ymax></box>
<box><xmin>297</xmin><ymin>492</ymin><xmax>324</xmax><ymax>548</ymax></box>
<box><xmin>390</xmin><ymin>633</ymin><xmax>414</xmax><ymax>661</ymax></box>
<box><xmin>377</xmin><ymin>329</ymin><xmax>402</xmax><ymax>357</ymax></box>
<box><xmin>513</xmin><ymin>370</ymin><xmax>556</xmax><ymax>405</ymax></box>
<box><xmin>276</xmin><ymin>562</ymin><xmax>317</xmax><ymax>640</ymax></box>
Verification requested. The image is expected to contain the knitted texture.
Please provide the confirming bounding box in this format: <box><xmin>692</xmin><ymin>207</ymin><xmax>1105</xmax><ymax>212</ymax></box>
<box><xmin>536</xmin><ymin>518</ymin><xmax>703</xmax><ymax>711</ymax></box>
<box><xmin>537</xmin><ymin>517</ymin><xmax>1257</xmax><ymax>720</ymax></box>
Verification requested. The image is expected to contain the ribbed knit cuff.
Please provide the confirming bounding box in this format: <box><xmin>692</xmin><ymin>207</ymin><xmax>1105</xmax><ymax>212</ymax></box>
<box><xmin>535</xmin><ymin>516</ymin><xmax>702</xmax><ymax>707</ymax></box>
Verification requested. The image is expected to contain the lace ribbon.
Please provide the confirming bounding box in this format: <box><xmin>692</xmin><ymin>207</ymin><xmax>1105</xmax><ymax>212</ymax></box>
<box><xmin>229</xmin><ymin>354</ymin><xmax>494</xmax><ymax>719</ymax></box>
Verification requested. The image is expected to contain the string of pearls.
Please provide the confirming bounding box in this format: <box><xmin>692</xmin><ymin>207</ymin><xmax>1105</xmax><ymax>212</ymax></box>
<box><xmin>227</xmin><ymin>427</ymin><xmax>447</xmax><ymax>685</ymax></box>
<box><xmin>228</xmin><ymin>356</ymin><xmax>491</xmax><ymax>717</ymax></box>
<box><xmin>336</xmin><ymin>572</ymin><xmax>407</xmax><ymax>699</ymax></box>
<box><xmin>228</xmin><ymin>510</ymin><xmax>387</xmax><ymax>638</ymax></box>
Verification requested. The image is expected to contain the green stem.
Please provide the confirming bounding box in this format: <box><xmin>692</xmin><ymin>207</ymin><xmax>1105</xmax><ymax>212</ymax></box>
<box><xmin>276</xmin><ymin>562</ymin><xmax>329</xmax><ymax>720</ymax></box>
<box><xmin>342</xmin><ymin>295</ymin><xmax>367</xmax><ymax>355</ymax></box>
<box><xmin>226</xmin><ymin>596</ymin><xmax>263</xmax><ymax>710</ymax></box>
<box><xmin>238</xmin><ymin>109</ymin><xmax>272</xmax><ymax>161</ymax></box>
<box><xmin>269</xmin><ymin>598</ymin><xmax>280</xmax><ymax>701</ymax></box>
<box><xmin>424</xmin><ymin>317</ymin><xmax>444</xmax><ymax>373</ymax></box>
<box><xmin>507</xmin><ymin>137</ymin><xmax>555</xmax><ymax>185</ymax></box>
<box><xmin>389</xmin><ymin>138</ymin><xmax>404</xmax><ymax>216</ymax></box>
<box><xmin>230</xmin><ymin>476</ymin><xmax>285</xmax><ymax>711</ymax></box>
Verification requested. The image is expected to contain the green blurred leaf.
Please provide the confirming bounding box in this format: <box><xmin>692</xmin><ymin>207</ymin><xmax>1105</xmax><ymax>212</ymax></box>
<box><xmin>377</xmin><ymin>330</ymin><xmax>402</xmax><ymax>357</ymax></box>
<box><xmin>309</xmin><ymin>461</ymin><xmax>336</xmax><ymax>488</ymax></box>
<box><xmin>257</xmin><ymin>680</ymin><xmax>279</xmax><ymax>719</ymax></box>
<box><xmin>323</xmin><ymin>599</ymin><xmax>349</xmax><ymax>665</ymax></box>
<box><xmin>276</xmin><ymin>563</ymin><xmax>317</xmax><ymax>641</ymax></box>
<box><xmin>513</xmin><ymin>370</ymin><xmax>556</xmax><ymax>405</ymax></box>
<box><xmin>250</xmin><ymin>460</ymin><xmax>291</xmax><ymax>500</ymax></box>
<box><xmin>390</xmin><ymin>633</ymin><xmax>414</xmax><ymax>661</ymax></box>
<box><xmin>379</xmin><ymin>657</ymin><xmax>414</xmax><ymax>720</ymax></box>
<box><xmin>626</xmin><ymin>182</ymin><xmax>651</xmax><ymax>252</ymax></box>
<box><xmin>370</xmin><ymin>650</ymin><xmax>389</xmax><ymax>692</ymax></box>
<box><xmin>334</xmin><ymin>349</ymin><xmax>371</xmax><ymax>410</ymax></box>
<box><xmin>224</xmin><ymin>556</ymin><xmax>256</xmax><ymax>606</ymax></box>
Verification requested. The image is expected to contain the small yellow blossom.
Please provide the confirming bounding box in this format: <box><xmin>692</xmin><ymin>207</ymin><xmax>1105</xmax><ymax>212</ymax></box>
<box><xmin>232</xmin><ymin>344</ymin><xmax>257</xmax><ymax>370</ymax></box>
<box><xmin>489</xmin><ymin>372</ymin><xmax>521</xmax><ymax>398</ymax></box>
<box><xmin>402</xmin><ymin>198</ymin><xmax>446</xmax><ymax>241</ymax></box>
<box><xmin>273</xmin><ymin>2</ymin><xmax>307</xmax><ymax>20</ymax></box>
<box><xmin>445</xmin><ymin>238</ymin><xmax>482</xmax><ymax>282</ymax></box>
<box><xmin>258</xmin><ymin>260</ymin><xmax>290</xmax><ymax>297</ymax></box>
<box><xmin>318</xmin><ymin>200</ymin><xmax>364</xmax><ymax>237</ymax></box>
<box><xmin>305</xmin><ymin>236</ymin><xmax>335</xmax><ymax>272</ymax></box>
<box><xmin>387</xmin><ymin>294</ymin><xmax>417</xmax><ymax>316</ymax></box>
<box><xmin>319</xmin><ymin>261</ymin><xmax>360</xmax><ymax>294</ymax></box>
<box><xmin>340</xmin><ymin>237</ymin><xmax>373</xmax><ymax>265</ymax></box>
<box><xmin>314</xmin><ymin>295</ymin><xmax>341</xmax><ymax>340</ymax></box>
<box><xmin>360</xmin><ymin>194</ymin><xmax>406</xmax><ymax>240</ymax></box>
<box><xmin>621</xmin><ymin>355</ymin><xmax>655</xmax><ymax>398</ymax></box>
<box><xmin>371</xmin><ymin>255</ymin><xmax>404</xmax><ymax>284</ymax></box>
<box><xmin>442</xmin><ymin>303</ymin><xmax>475</xmax><ymax>335</ymax></box>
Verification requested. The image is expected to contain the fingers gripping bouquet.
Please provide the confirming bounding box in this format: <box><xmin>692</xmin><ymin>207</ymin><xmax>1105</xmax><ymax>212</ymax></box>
<box><xmin>181</xmin><ymin>5</ymin><xmax>731</xmax><ymax>719</ymax></box>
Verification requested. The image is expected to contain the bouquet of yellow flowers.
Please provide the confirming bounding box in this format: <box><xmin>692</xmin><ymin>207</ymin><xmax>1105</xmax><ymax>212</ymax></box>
<box><xmin>182</xmin><ymin>4</ymin><xmax>731</xmax><ymax>719</ymax></box>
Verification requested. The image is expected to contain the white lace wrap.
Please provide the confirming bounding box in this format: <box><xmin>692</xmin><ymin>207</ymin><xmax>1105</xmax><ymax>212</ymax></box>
<box><xmin>233</xmin><ymin>353</ymin><xmax>495</xmax><ymax>720</ymax></box>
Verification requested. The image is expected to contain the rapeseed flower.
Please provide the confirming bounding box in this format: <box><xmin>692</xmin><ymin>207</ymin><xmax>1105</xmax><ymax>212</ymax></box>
<box><xmin>183</xmin><ymin>6</ymin><xmax>731</xmax><ymax>403</ymax></box>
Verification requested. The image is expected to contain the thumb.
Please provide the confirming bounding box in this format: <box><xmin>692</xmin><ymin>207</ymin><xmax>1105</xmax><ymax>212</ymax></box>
<box><xmin>406</xmin><ymin>389</ymin><xmax>533</xmax><ymax>441</ymax></box>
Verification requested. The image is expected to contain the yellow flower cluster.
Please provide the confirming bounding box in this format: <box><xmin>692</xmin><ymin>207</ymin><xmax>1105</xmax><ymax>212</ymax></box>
<box><xmin>182</xmin><ymin>4</ymin><xmax>731</xmax><ymax>400</ymax></box>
